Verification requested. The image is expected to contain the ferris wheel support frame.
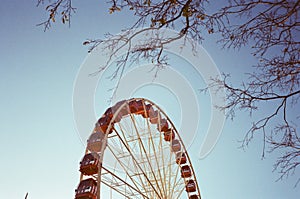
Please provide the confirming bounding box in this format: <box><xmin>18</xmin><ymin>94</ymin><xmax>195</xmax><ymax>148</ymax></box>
<box><xmin>76</xmin><ymin>98</ymin><xmax>202</xmax><ymax>199</ymax></box>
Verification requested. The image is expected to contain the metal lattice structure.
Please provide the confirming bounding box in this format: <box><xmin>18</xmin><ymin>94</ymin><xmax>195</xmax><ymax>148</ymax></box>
<box><xmin>74</xmin><ymin>98</ymin><xmax>201</xmax><ymax>199</ymax></box>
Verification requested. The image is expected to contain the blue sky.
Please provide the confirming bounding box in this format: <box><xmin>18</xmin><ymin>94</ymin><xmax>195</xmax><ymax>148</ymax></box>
<box><xmin>0</xmin><ymin>0</ymin><xmax>299</xmax><ymax>199</ymax></box>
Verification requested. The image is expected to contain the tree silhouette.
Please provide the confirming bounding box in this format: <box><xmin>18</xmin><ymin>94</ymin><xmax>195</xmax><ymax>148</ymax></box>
<box><xmin>37</xmin><ymin>0</ymin><xmax>300</xmax><ymax>185</ymax></box>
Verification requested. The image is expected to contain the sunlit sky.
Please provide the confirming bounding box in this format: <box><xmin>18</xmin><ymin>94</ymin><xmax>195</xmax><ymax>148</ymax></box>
<box><xmin>0</xmin><ymin>0</ymin><xmax>299</xmax><ymax>199</ymax></box>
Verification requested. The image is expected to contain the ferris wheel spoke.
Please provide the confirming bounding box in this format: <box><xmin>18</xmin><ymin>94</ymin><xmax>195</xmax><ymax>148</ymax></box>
<box><xmin>105</xmin><ymin>145</ymin><xmax>145</xmax><ymax>197</ymax></box>
<box><xmin>105</xmin><ymin>128</ymin><xmax>152</xmax><ymax>197</ymax></box>
<box><xmin>115</xmin><ymin>123</ymin><xmax>153</xmax><ymax>197</ymax></box>
<box><xmin>127</xmin><ymin>116</ymin><xmax>164</xmax><ymax>198</ymax></box>
<box><xmin>157</xmin><ymin>116</ymin><xmax>169</xmax><ymax>197</ymax></box>
<box><xmin>112</xmin><ymin>121</ymin><xmax>162</xmax><ymax>198</ymax></box>
<box><xmin>106</xmin><ymin>131</ymin><xmax>153</xmax><ymax>198</ymax></box>
<box><xmin>172</xmin><ymin>170</ymin><xmax>187</xmax><ymax>199</ymax></box>
<box><xmin>169</xmin><ymin>148</ymin><xmax>183</xmax><ymax>197</ymax></box>
<box><xmin>145</xmin><ymin>112</ymin><xmax>168</xmax><ymax>197</ymax></box>
<box><xmin>100</xmin><ymin>166</ymin><xmax>149</xmax><ymax>198</ymax></box>
<box><xmin>129</xmin><ymin>113</ymin><xmax>165</xmax><ymax>198</ymax></box>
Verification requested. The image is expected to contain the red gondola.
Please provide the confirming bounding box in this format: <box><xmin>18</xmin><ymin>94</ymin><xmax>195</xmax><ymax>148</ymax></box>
<box><xmin>176</xmin><ymin>152</ymin><xmax>187</xmax><ymax>164</ymax></box>
<box><xmin>112</xmin><ymin>100</ymin><xmax>127</xmax><ymax>111</ymax></box>
<box><xmin>163</xmin><ymin>129</ymin><xmax>175</xmax><ymax>141</ymax></box>
<box><xmin>97</xmin><ymin>114</ymin><xmax>113</xmax><ymax>133</ymax></box>
<box><xmin>75</xmin><ymin>178</ymin><xmax>97</xmax><ymax>199</ymax></box>
<box><xmin>104</xmin><ymin>107</ymin><xmax>113</xmax><ymax>119</ymax></box>
<box><xmin>157</xmin><ymin>118</ymin><xmax>169</xmax><ymax>132</ymax></box>
<box><xmin>129</xmin><ymin>100</ymin><xmax>144</xmax><ymax>114</ymax></box>
<box><xmin>186</xmin><ymin>179</ymin><xmax>196</xmax><ymax>192</ymax></box>
<box><xmin>171</xmin><ymin>139</ymin><xmax>181</xmax><ymax>152</ymax></box>
<box><xmin>149</xmin><ymin>109</ymin><xmax>160</xmax><ymax>124</ymax></box>
<box><xmin>189</xmin><ymin>195</ymin><xmax>199</xmax><ymax>199</ymax></box>
<box><xmin>87</xmin><ymin>132</ymin><xmax>107</xmax><ymax>152</ymax></box>
<box><xmin>114</xmin><ymin>100</ymin><xmax>130</xmax><ymax>118</ymax></box>
<box><xmin>79</xmin><ymin>153</ymin><xmax>100</xmax><ymax>175</ymax></box>
<box><xmin>108</xmin><ymin>100</ymin><xmax>129</xmax><ymax>122</ymax></box>
<box><xmin>141</xmin><ymin>104</ymin><xmax>154</xmax><ymax>118</ymax></box>
<box><xmin>181</xmin><ymin>165</ymin><xmax>192</xmax><ymax>178</ymax></box>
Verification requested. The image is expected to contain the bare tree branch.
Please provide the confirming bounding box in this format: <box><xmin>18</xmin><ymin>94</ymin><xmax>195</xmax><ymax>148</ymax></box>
<box><xmin>37</xmin><ymin>0</ymin><xmax>76</xmax><ymax>31</ymax></box>
<box><xmin>37</xmin><ymin>0</ymin><xmax>300</xmax><ymax>185</ymax></box>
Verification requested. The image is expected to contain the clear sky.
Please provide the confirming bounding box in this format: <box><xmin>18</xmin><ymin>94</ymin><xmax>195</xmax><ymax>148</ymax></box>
<box><xmin>0</xmin><ymin>0</ymin><xmax>299</xmax><ymax>199</ymax></box>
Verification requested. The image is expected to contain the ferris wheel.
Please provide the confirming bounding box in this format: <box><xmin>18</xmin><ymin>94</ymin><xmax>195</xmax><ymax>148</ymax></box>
<box><xmin>74</xmin><ymin>98</ymin><xmax>201</xmax><ymax>199</ymax></box>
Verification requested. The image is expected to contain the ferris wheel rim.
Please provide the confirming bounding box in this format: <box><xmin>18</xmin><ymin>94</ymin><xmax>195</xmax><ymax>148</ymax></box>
<box><xmin>78</xmin><ymin>98</ymin><xmax>201</xmax><ymax>199</ymax></box>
